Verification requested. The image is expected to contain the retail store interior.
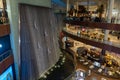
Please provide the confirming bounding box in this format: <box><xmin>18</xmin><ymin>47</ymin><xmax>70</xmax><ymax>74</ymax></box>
<box><xmin>0</xmin><ymin>0</ymin><xmax>120</xmax><ymax>80</ymax></box>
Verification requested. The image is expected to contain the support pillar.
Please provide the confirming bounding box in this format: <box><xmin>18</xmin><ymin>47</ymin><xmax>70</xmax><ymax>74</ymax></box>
<box><xmin>66</xmin><ymin>0</ymin><xmax>70</xmax><ymax>29</ymax></box>
<box><xmin>73</xmin><ymin>4</ymin><xmax>76</xmax><ymax>17</ymax></box>
<box><xmin>101</xmin><ymin>0</ymin><xmax>114</xmax><ymax>63</ymax></box>
<box><xmin>87</xmin><ymin>0</ymin><xmax>89</xmax><ymax>11</ymax></box>
<box><xmin>98</xmin><ymin>0</ymin><xmax>102</xmax><ymax>6</ymax></box>
<box><xmin>104</xmin><ymin>0</ymin><xmax>114</xmax><ymax>41</ymax></box>
<box><xmin>76</xmin><ymin>1</ymin><xmax>79</xmax><ymax>17</ymax></box>
<box><xmin>66</xmin><ymin>0</ymin><xmax>70</xmax><ymax>16</ymax></box>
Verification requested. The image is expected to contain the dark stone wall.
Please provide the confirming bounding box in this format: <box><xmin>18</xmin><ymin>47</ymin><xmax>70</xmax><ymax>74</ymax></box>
<box><xmin>20</xmin><ymin>4</ymin><xmax>60</xmax><ymax>80</ymax></box>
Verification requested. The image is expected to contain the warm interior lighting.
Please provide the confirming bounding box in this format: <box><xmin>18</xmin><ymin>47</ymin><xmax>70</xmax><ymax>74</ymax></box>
<box><xmin>0</xmin><ymin>0</ymin><xmax>3</xmax><ymax>8</ymax></box>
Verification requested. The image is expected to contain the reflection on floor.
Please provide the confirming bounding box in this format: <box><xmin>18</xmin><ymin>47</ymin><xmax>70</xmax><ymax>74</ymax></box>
<box><xmin>77</xmin><ymin>59</ymin><xmax>119</xmax><ymax>80</ymax></box>
<box><xmin>66</xmin><ymin>47</ymin><xmax>120</xmax><ymax>80</ymax></box>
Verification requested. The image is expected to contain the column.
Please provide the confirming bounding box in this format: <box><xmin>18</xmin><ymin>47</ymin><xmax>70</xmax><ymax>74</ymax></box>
<box><xmin>66</xmin><ymin>0</ymin><xmax>70</xmax><ymax>28</ymax></box>
<box><xmin>101</xmin><ymin>0</ymin><xmax>114</xmax><ymax>61</ymax></box>
<box><xmin>73</xmin><ymin>1</ymin><xmax>77</xmax><ymax>17</ymax></box>
<box><xmin>104</xmin><ymin>0</ymin><xmax>114</xmax><ymax>41</ymax></box>
<box><xmin>76</xmin><ymin>1</ymin><xmax>79</xmax><ymax>17</ymax></box>
<box><xmin>87</xmin><ymin>0</ymin><xmax>89</xmax><ymax>11</ymax></box>
<box><xmin>76</xmin><ymin>1</ymin><xmax>79</xmax><ymax>11</ymax></box>
<box><xmin>104</xmin><ymin>1</ymin><xmax>108</xmax><ymax>18</ymax></box>
<box><xmin>66</xmin><ymin>0</ymin><xmax>70</xmax><ymax>16</ymax></box>
<box><xmin>98</xmin><ymin>0</ymin><xmax>102</xmax><ymax>6</ymax></box>
<box><xmin>73</xmin><ymin>4</ymin><xmax>76</xmax><ymax>16</ymax></box>
<box><xmin>2</xmin><ymin>0</ymin><xmax>6</xmax><ymax>13</ymax></box>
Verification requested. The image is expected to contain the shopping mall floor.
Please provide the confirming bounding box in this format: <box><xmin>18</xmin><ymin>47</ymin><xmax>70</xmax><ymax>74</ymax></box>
<box><xmin>39</xmin><ymin>49</ymin><xmax>120</xmax><ymax>80</ymax></box>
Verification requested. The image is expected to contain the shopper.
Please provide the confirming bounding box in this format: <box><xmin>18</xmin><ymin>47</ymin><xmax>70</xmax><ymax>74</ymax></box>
<box><xmin>117</xmin><ymin>32</ymin><xmax>120</xmax><ymax>40</ymax></box>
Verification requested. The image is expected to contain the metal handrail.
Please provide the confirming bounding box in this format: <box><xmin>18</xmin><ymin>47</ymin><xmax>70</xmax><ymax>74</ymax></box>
<box><xmin>0</xmin><ymin>50</ymin><xmax>12</xmax><ymax>62</ymax></box>
<box><xmin>63</xmin><ymin>28</ymin><xmax>120</xmax><ymax>48</ymax></box>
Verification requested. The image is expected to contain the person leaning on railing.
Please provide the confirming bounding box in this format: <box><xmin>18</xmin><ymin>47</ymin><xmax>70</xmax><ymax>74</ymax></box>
<box><xmin>117</xmin><ymin>32</ymin><xmax>120</xmax><ymax>40</ymax></box>
<box><xmin>0</xmin><ymin>10</ymin><xmax>8</xmax><ymax>24</ymax></box>
<box><xmin>0</xmin><ymin>16</ymin><xmax>6</xmax><ymax>24</ymax></box>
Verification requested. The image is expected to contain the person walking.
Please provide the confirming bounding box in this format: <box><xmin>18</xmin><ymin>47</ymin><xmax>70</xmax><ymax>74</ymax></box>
<box><xmin>117</xmin><ymin>32</ymin><xmax>120</xmax><ymax>40</ymax></box>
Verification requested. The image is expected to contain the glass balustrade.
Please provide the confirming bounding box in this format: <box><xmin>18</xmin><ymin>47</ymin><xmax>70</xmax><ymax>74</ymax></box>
<box><xmin>0</xmin><ymin>50</ymin><xmax>12</xmax><ymax>62</ymax></box>
<box><xmin>63</xmin><ymin>27</ymin><xmax>120</xmax><ymax>48</ymax></box>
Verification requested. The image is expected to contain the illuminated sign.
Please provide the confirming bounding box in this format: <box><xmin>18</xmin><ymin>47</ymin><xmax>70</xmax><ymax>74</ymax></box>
<box><xmin>0</xmin><ymin>66</ymin><xmax>13</xmax><ymax>80</ymax></box>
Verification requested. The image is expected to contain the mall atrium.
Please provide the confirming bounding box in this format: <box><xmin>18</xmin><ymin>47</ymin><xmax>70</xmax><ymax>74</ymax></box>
<box><xmin>0</xmin><ymin>0</ymin><xmax>120</xmax><ymax>80</ymax></box>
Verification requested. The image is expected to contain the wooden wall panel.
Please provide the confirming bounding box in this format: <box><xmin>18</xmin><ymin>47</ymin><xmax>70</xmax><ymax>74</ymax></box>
<box><xmin>0</xmin><ymin>24</ymin><xmax>10</xmax><ymax>37</ymax></box>
<box><xmin>0</xmin><ymin>55</ymin><xmax>14</xmax><ymax>74</ymax></box>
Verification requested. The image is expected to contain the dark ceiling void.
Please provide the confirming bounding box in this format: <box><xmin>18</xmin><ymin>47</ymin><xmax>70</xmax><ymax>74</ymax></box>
<box><xmin>52</xmin><ymin>0</ymin><xmax>66</xmax><ymax>7</ymax></box>
<box><xmin>79</xmin><ymin>1</ymin><xmax>97</xmax><ymax>6</ymax></box>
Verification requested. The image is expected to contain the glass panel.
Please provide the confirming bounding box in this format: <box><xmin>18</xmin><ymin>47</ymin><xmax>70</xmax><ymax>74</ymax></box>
<box><xmin>0</xmin><ymin>66</ymin><xmax>14</xmax><ymax>80</ymax></box>
<box><xmin>63</xmin><ymin>26</ymin><xmax>120</xmax><ymax>48</ymax></box>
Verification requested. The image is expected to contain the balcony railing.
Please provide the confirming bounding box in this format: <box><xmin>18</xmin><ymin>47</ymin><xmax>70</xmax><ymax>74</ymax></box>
<box><xmin>64</xmin><ymin>19</ymin><xmax>120</xmax><ymax>31</ymax></box>
<box><xmin>63</xmin><ymin>28</ymin><xmax>120</xmax><ymax>54</ymax></box>
<box><xmin>0</xmin><ymin>50</ymin><xmax>12</xmax><ymax>62</ymax></box>
<box><xmin>0</xmin><ymin>50</ymin><xmax>13</xmax><ymax>74</ymax></box>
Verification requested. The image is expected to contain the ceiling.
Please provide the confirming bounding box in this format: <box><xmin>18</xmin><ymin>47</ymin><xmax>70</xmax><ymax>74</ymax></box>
<box><xmin>53</xmin><ymin>0</ymin><xmax>120</xmax><ymax>13</ymax></box>
<box><xmin>62</xmin><ymin>0</ymin><xmax>108</xmax><ymax>6</ymax></box>
<box><xmin>61</xmin><ymin>0</ymin><xmax>109</xmax><ymax>12</ymax></box>
<box><xmin>0</xmin><ymin>0</ymin><xmax>3</xmax><ymax>8</ymax></box>
<box><xmin>52</xmin><ymin>0</ymin><xmax>66</xmax><ymax>7</ymax></box>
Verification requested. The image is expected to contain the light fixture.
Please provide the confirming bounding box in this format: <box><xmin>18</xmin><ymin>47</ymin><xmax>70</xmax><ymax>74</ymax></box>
<box><xmin>61</xmin><ymin>63</ymin><xmax>63</xmax><ymax>65</ymax></box>
<box><xmin>46</xmin><ymin>72</ymin><xmax>50</xmax><ymax>75</ymax></box>
<box><xmin>43</xmin><ymin>75</ymin><xmax>47</xmax><ymax>78</ymax></box>
<box><xmin>0</xmin><ymin>44</ymin><xmax>2</xmax><ymax>48</ymax></box>
<box><xmin>51</xmin><ymin>69</ymin><xmax>53</xmax><ymax>71</ymax></box>
<box><xmin>54</xmin><ymin>66</ymin><xmax>57</xmax><ymax>68</ymax></box>
<box><xmin>58</xmin><ymin>65</ymin><xmax>60</xmax><ymax>68</ymax></box>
